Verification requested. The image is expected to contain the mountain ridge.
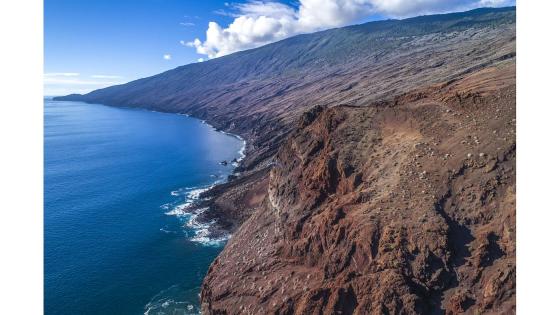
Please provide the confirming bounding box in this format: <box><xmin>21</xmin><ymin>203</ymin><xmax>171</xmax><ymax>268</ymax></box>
<box><xmin>54</xmin><ymin>7</ymin><xmax>514</xmax><ymax>109</ymax></box>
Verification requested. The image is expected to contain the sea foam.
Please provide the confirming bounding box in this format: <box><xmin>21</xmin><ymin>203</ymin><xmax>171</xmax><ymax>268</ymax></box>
<box><xmin>162</xmin><ymin>185</ymin><xmax>229</xmax><ymax>246</ymax></box>
<box><xmin>144</xmin><ymin>284</ymin><xmax>199</xmax><ymax>315</ymax></box>
<box><xmin>161</xmin><ymin>125</ymin><xmax>245</xmax><ymax>246</ymax></box>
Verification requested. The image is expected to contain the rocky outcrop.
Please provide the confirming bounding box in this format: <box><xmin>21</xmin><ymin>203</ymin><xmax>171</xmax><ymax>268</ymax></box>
<box><xmin>200</xmin><ymin>64</ymin><xmax>515</xmax><ymax>314</ymax></box>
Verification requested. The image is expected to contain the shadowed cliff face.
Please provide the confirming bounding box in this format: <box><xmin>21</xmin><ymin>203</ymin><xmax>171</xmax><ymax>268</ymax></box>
<box><xmin>201</xmin><ymin>65</ymin><xmax>515</xmax><ymax>314</ymax></box>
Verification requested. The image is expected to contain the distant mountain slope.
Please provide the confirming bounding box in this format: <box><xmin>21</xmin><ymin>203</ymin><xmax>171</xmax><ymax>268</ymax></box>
<box><xmin>56</xmin><ymin>7</ymin><xmax>514</xmax><ymax>102</ymax></box>
<box><xmin>56</xmin><ymin>7</ymin><xmax>515</xmax><ymax>171</ymax></box>
<box><xmin>58</xmin><ymin>7</ymin><xmax>513</xmax><ymax>98</ymax></box>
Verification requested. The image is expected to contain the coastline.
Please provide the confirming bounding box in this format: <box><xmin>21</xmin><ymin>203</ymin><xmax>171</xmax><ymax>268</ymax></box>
<box><xmin>164</xmin><ymin>124</ymin><xmax>248</xmax><ymax>245</ymax></box>
<box><xmin>63</xmin><ymin>99</ymin><xmax>252</xmax><ymax>245</ymax></box>
<box><xmin>52</xmin><ymin>97</ymin><xmax>273</xmax><ymax>245</ymax></box>
<box><xmin>45</xmin><ymin>98</ymin><xmax>238</xmax><ymax>315</ymax></box>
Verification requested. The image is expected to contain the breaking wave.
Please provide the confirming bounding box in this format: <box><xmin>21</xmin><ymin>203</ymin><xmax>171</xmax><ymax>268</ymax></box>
<box><xmin>161</xmin><ymin>123</ymin><xmax>245</xmax><ymax>246</ymax></box>
<box><xmin>144</xmin><ymin>284</ymin><xmax>200</xmax><ymax>315</ymax></box>
<box><xmin>162</xmin><ymin>185</ymin><xmax>230</xmax><ymax>246</ymax></box>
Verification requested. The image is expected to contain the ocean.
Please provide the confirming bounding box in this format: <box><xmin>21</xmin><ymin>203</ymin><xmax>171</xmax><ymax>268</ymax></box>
<box><xmin>44</xmin><ymin>98</ymin><xmax>244</xmax><ymax>314</ymax></box>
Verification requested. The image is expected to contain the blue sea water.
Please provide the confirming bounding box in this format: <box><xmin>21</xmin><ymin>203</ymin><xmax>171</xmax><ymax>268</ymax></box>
<box><xmin>44</xmin><ymin>99</ymin><xmax>244</xmax><ymax>315</ymax></box>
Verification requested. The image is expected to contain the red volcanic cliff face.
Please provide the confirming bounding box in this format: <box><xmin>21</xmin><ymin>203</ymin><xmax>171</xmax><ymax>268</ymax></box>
<box><xmin>201</xmin><ymin>65</ymin><xmax>515</xmax><ymax>314</ymax></box>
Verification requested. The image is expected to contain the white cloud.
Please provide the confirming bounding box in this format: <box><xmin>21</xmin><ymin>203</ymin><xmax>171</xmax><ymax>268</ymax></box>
<box><xmin>44</xmin><ymin>87</ymin><xmax>97</xmax><ymax>96</ymax></box>
<box><xmin>180</xmin><ymin>22</ymin><xmax>195</xmax><ymax>27</ymax></box>
<box><xmin>478</xmin><ymin>0</ymin><xmax>510</xmax><ymax>5</ymax></box>
<box><xmin>197</xmin><ymin>58</ymin><xmax>205</xmax><ymax>62</ymax></box>
<box><xmin>43</xmin><ymin>77</ymin><xmax>123</xmax><ymax>86</ymax></box>
<box><xmin>44</xmin><ymin>73</ymin><xmax>124</xmax><ymax>85</ymax></box>
<box><xmin>44</xmin><ymin>72</ymin><xmax>125</xmax><ymax>95</ymax></box>
<box><xmin>90</xmin><ymin>74</ymin><xmax>123</xmax><ymax>79</ymax></box>
<box><xmin>44</xmin><ymin>72</ymin><xmax>80</xmax><ymax>77</ymax></box>
<box><xmin>188</xmin><ymin>0</ymin><xmax>515</xmax><ymax>58</ymax></box>
<box><xmin>163</xmin><ymin>54</ymin><xmax>172</xmax><ymax>60</ymax></box>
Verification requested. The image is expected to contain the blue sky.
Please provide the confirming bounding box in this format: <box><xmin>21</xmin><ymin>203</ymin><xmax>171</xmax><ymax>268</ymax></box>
<box><xmin>45</xmin><ymin>0</ymin><xmax>514</xmax><ymax>95</ymax></box>
<box><xmin>45</xmin><ymin>0</ymin><xmax>237</xmax><ymax>95</ymax></box>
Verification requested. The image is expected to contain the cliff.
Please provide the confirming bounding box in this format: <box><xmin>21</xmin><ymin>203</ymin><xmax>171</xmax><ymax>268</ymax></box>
<box><xmin>55</xmin><ymin>7</ymin><xmax>516</xmax><ymax>314</ymax></box>
<box><xmin>201</xmin><ymin>64</ymin><xmax>515</xmax><ymax>314</ymax></box>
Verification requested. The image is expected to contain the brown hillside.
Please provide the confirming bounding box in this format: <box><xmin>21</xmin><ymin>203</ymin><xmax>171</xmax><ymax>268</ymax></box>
<box><xmin>201</xmin><ymin>64</ymin><xmax>515</xmax><ymax>314</ymax></box>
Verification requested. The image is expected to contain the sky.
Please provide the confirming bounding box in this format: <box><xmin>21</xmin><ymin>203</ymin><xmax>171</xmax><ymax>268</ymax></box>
<box><xmin>44</xmin><ymin>0</ymin><xmax>515</xmax><ymax>96</ymax></box>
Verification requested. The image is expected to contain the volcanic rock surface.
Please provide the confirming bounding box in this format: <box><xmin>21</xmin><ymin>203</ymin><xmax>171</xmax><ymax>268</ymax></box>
<box><xmin>200</xmin><ymin>65</ymin><xmax>515</xmax><ymax>314</ymax></box>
